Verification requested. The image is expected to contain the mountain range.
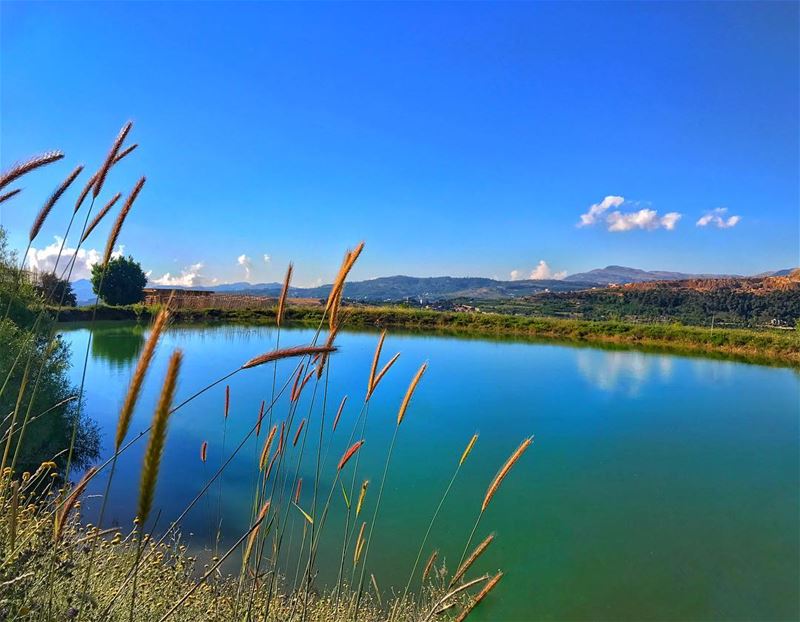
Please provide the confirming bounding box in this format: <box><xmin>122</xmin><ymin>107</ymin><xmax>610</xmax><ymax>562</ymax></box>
<box><xmin>70</xmin><ymin>265</ymin><xmax>796</xmax><ymax>305</ymax></box>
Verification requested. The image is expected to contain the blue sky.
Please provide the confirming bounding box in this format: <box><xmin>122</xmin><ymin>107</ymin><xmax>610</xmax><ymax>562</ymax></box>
<box><xmin>1</xmin><ymin>1</ymin><xmax>797</xmax><ymax>286</ymax></box>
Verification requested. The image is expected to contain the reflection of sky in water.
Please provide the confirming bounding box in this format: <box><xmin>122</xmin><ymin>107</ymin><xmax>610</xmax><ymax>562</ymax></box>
<box><xmin>576</xmin><ymin>350</ymin><xmax>674</xmax><ymax>396</ymax></box>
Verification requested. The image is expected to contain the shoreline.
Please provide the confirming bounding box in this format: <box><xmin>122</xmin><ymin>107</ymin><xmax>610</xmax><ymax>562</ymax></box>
<box><xmin>56</xmin><ymin>304</ymin><xmax>800</xmax><ymax>368</ymax></box>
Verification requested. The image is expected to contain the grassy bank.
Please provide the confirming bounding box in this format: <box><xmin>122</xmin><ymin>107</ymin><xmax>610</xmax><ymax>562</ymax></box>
<box><xmin>58</xmin><ymin>304</ymin><xmax>800</xmax><ymax>367</ymax></box>
<box><xmin>0</xmin><ymin>467</ymin><xmax>447</xmax><ymax>621</ymax></box>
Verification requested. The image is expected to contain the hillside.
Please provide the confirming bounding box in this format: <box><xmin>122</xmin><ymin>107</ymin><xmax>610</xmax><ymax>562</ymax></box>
<box><xmin>458</xmin><ymin>272</ymin><xmax>800</xmax><ymax>327</ymax></box>
<box><xmin>72</xmin><ymin>267</ymin><xmax>798</xmax><ymax>306</ymax></box>
<box><xmin>563</xmin><ymin>265</ymin><xmax>742</xmax><ymax>284</ymax></box>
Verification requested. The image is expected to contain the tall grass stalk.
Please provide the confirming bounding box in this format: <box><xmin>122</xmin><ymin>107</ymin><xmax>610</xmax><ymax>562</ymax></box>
<box><xmin>401</xmin><ymin>432</ymin><xmax>479</xmax><ymax>604</ymax></box>
<box><xmin>353</xmin><ymin>362</ymin><xmax>427</xmax><ymax>619</ymax></box>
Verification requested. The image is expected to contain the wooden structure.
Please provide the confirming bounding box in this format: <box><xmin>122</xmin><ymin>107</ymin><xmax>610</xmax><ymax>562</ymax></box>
<box><xmin>142</xmin><ymin>288</ymin><xmax>214</xmax><ymax>305</ymax></box>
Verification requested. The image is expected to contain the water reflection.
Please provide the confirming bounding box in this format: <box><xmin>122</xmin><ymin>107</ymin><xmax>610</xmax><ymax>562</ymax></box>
<box><xmin>576</xmin><ymin>350</ymin><xmax>674</xmax><ymax>395</ymax></box>
<box><xmin>90</xmin><ymin>324</ymin><xmax>146</xmax><ymax>369</ymax></box>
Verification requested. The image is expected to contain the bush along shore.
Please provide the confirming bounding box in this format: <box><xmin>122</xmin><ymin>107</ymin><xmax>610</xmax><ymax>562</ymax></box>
<box><xmin>58</xmin><ymin>304</ymin><xmax>800</xmax><ymax>367</ymax></box>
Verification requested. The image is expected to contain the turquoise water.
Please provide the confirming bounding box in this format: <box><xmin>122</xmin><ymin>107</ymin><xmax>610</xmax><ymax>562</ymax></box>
<box><xmin>59</xmin><ymin>322</ymin><xmax>800</xmax><ymax>621</ymax></box>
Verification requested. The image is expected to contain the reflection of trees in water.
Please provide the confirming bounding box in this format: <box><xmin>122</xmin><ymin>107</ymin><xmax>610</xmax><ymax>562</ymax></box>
<box><xmin>2</xmin><ymin>330</ymin><xmax>99</xmax><ymax>475</ymax></box>
<box><xmin>90</xmin><ymin>324</ymin><xmax>146</xmax><ymax>369</ymax></box>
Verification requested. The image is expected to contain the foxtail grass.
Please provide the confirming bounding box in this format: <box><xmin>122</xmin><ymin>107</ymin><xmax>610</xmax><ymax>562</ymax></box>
<box><xmin>29</xmin><ymin>164</ymin><xmax>84</xmax><ymax>242</ymax></box>
<box><xmin>103</xmin><ymin>176</ymin><xmax>145</xmax><ymax>266</ymax></box>
<box><xmin>0</xmin><ymin>150</ymin><xmax>64</xmax><ymax>191</ymax></box>
<box><xmin>93</xmin><ymin>121</ymin><xmax>132</xmax><ymax>199</ymax></box>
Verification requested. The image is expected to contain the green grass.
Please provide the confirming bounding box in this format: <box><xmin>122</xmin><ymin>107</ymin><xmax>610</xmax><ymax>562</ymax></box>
<box><xmin>59</xmin><ymin>304</ymin><xmax>800</xmax><ymax>367</ymax></box>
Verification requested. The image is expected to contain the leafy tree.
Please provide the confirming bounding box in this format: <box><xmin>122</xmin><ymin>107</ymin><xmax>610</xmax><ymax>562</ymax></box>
<box><xmin>0</xmin><ymin>225</ymin><xmax>98</xmax><ymax>473</ymax></box>
<box><xmin>36</xmin><ymin>272</ymin><xmax>77</xmax><ymax>307</ymax></box>
<box><xmin>91</xmin><ymin>255</ymin><xmax>147</xmax><ymax>306</ymax></box>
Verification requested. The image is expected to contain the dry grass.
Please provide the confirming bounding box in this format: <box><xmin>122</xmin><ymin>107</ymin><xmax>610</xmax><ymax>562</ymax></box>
<box><xmin>116</xmin><ymin>304</ymin><xmax>171</xmax><ymax>451</ymax></box>
<box><xmin>482</xmin><ymin>436</ymin><xmax>533</xmax><ymax>512</ymax></box>
<box><xmin>93</xmin><ymin>121</ymin><xmax>132</xmax><ymax>200</ymax></box>
<box><xmin>138</xmin><ymin>350</ymin><xmax>182</xmax><ymax>526</ymax></box>
<box><xmin>103</xmin><ymin>176</ymin><xmax>146</xmax><ymax>266</ymax></box>
<box><xmin>29</xmin><ymin>164</ymin><xmax>84</xmax><ymax>242</ymax></box>
<box><xmin>0</xmin><ymin>150</ymin><xmax>64</xmax><ymax>192</ymax></box>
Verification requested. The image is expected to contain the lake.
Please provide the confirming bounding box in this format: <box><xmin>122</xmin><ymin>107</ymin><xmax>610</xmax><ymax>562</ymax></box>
<box><xmin>59</xmin><ymin>322</ymin><xmax>800</xmax><ymax>621</ymax></box>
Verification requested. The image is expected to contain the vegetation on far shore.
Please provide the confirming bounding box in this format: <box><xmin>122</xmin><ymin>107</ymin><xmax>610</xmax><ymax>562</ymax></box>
<box><xmin>58</xmin><ymin>303</ymin><xmax>800</xmax><ymax>367</ymax></box>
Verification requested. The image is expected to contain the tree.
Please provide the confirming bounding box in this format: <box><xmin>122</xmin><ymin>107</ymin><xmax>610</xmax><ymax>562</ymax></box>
<box><xmin>0</xmin><ymin>225</ymin><xmax>98</xmax><ymax>473</ymax></box>
<box><xmin>37</xmin><ymin>272</ymin><xmax>77</xmax><ymax>307</ymax></box>
<box><xmin>91</xmin><ymin>255</ymin><xmax>147</xmax><ymax>306</ymax></box>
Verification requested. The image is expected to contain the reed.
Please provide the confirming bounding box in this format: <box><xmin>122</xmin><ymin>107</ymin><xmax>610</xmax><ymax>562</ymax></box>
<box><xmin>402</xmin><ymin>432</ymin><xmax>479</xmax><ymax>601</ymax></box>
<box><xmin>338</xmin><ymin>440</ymin><xmax>365</xmax><ymax>471</ymax></box>
<box><xmin>422</xmin><ymin>550</ymin><xmax>438</xmax><ymax>581</ymax></box>
<box><xmin>73</xmin><ymin>141</ymin><xmax>139</xmax><ymax>215</ymax></box>
<box><xmin>259</xmin><ymin>425</ymin><xmax>278</xmax><ymax>471</ymax></box>
<box><xmin>367</xmin><ymin>330</ymin><xmax>386</xmax><ymax>398</ymax></box>
<box><xmin>0</xmin><ymin>133</ymin><xmax>533</xmax><ymax>622</ymax></box>
<box><xmin>368</xmin><ymin>352</ymin><xmax>401</xmax><ymax>401</ymax></box>
<box><xmin>316</xmin><ymin>322</ymin><xmax>340</xmax><ymax>378</ymax></box>
<box><xmin>460</xmin><ymin>433</ymin><xmax>479</xmax><ymax>465</ymax></box>
<box><xmin>276</xmin><ymin>262</ymin><xmax>293</xmax><ymax>327</ymax></box>
<box><xmin>356</xmin><ymin>479</ymin><xmax>369</xmax><ymax>517</ymax></box>
<box><xmin>456</xmin><ymin>436</ymin><xmax>533</xmax><ymax>574</ymax></box>
<box><xmin>0</xmin><ymin>188</ymin><xmax>22</xmax><ymax>205</ymax></box>
<box><xmin>0</xmin><ymin>150</ymin><xmax>64</xmax><ymax>192</ymax></box>
<box><xmin>53</xmin><ymin>466</ymin><xmax>98</xmax><ymax>543</ymax></box>
<box><xmin>293</xmin><ymin>418</ymin><xmax>306</xmax><ymax>446</ymax></box>
<box><xmin>353</xmin><ymin>521</ymin><xmax>366</xmax><ymax>565</ymax></box>
<box><xmin>453</xmin><ymin>571</ymin><xmax>503</xmax><ymax>622</ymax></box>
<box><xmin>325</xmin><ymin>241</ymin><xmax>365</xmax><ymax>328</ymax></box>
<box><xmin>397</xmin><ymin>362</ymin><xmax>427</xmax><ymax>425</ymax></box>
<box><xmin>256</xmin><ymin>400</ymin><xmax>265</xmax><ymax>436</ymax></box>
<box><xmin>29</xmin><ymin>164</ymin><xmax>84</xmax><ymax>242</ymax></box>
<box><xmin>116</xmin><ymin>304</ymin><xmax>171</xmax><ymax>451</ymax></box>
<box><xmin>355</xmin><ymin>362</ymin><xmax>428</xmax><ymax>618</ymax></box>
<box><xmin>241</xmin><ymin>344</ymin><xmax>336</xmax><ymax>369</ymax></box>
<box><xmin>93</xmin><ymin>121</ymin><xmax>132</xmax><ymax>199</ymax></box>
<box><xmin>137</xmin><ymin>350</ymin><xmax>182</xmax><ymax>526</ymax></box>
<box><xmin>482</xmin><ymin>436</ymin><xmax>533</xmax><ymax>512</ymax></box>
<box><xmin>80</xmin><ymin>191</ymin><xmax>121</xmax><ymax>244</ymax></box>
<box><xmin>103</xmin><ymin>176</ymin><xmax>145</xmax><ymax>266</ymax></box>
<box><xmin>242</xmin><ymin>500</ymin><xmax>271</xmax><ymax>570</ymax></box>
<box><xmin>450</xmin><ymin>533</ymin><xmax>494</xmax><ymax>587</ymax></box>
<box><xmin>332</xmin><ymin>395</ymin><xmax>347</xmax><ymax>432</ymax></box>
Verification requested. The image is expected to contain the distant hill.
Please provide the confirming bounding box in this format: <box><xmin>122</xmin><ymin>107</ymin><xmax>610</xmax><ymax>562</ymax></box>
<box><xmin>72</xmin><ymin>279</ymin><xmax>95</xmax><ymax>305</ymax></box>
<box><xmin>563</xmin><ymin>265</ymin><xmax>742</xmax><ymax>284</ymax></box>
<box><xmin>71</xmin><ymin>266</ymin><xmax>797</xmax><ymax>305</ymax></box>
<box><xmin>244</xmin><ymin>275</ymin><xmax>596</xmax><ymax>301</ymax></box>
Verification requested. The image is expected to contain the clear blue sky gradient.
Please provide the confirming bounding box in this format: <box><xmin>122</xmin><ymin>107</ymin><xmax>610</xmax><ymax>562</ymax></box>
<box><xmin>1</xmin><ymin>1</ymin><xmax>798</xmax><ymax>285</ymax></box>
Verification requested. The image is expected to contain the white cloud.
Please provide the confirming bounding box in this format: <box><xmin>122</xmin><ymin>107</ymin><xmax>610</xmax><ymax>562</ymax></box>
<box><xmin>510</xmin><ymin>261</ymin><xmax>567</xmax><ymax>281</ymax></box>
<box><xmin>26</xmin><ymin>236</ymin><xmax>123</xmax><ymax>280</ymax></box>
<box><xmin>577</xmin><ymin>195</ymin><xmax>624</xmax><ymax>227</ymax></box>
<box><xmin>579</xmin><ymin>196</ymin><xmax>682</xmax><ymax>232</ymax></box>
<box><xmin>696</xmin><ymin>208</ymin><xmax>741</xmax><ymax>229</ymax></box>
<box><xmin>529</xmin><ymin>260</ymin><xmax>567</xmax><ymax>280</ymax></box>
<box><xmin>150</xmin><ymin>262</ymin><xmax>206</xmax><ymax>287</ymax></box>
<box><xmin>606</xmin><ymin>208</ymin><xmax>682</xmax><ymax>232</ymax></box>
<box><xmin>237</xmin><ymin>254</ymin><xmax>252</xmax><ymax>279</ymax></box>
<box><xmin>660</xmin><ymin>212</ymin><xmax>682</xmax><ymax>230</ymax></box>
<box><xmin>263</xmin><ymin>254</ymin><xmax>271</xmax><ymax>263</ymax></box>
